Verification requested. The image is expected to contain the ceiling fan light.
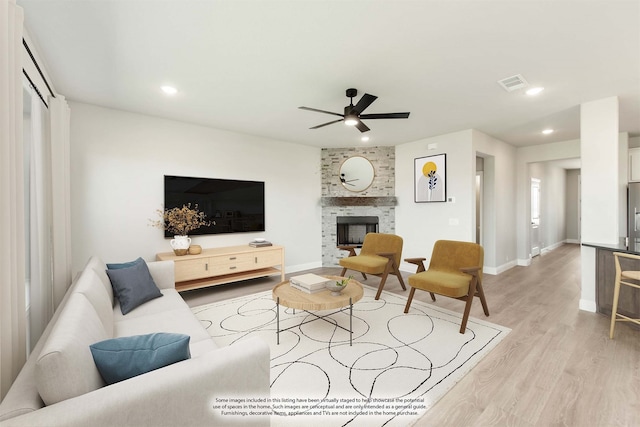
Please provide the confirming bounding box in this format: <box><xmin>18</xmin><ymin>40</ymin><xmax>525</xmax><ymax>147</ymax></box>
<box><xmin>344</xmin><ymin>115</ymin><xmax>358</xmax><ymax>126</ymax></box>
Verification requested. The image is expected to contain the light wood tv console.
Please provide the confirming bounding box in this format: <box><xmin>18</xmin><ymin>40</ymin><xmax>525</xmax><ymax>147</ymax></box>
<box><xmin>156</xmin><ymin>244</ymin><xmax>285</xmax><ymax>292</ymax></box>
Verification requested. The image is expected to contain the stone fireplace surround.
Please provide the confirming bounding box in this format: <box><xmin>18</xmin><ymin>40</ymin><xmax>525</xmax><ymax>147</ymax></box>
<box><xmin>321</xmin><ymin>147</ymin><xmax>396</xmax><ymax>266</ymax></box>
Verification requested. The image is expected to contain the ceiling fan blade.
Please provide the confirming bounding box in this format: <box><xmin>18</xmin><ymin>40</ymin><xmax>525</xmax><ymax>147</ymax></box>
<box><xmin>354</xmin><ymin>120</ymin><xmax>370</xmax><ymax>133</ymax></box>
<box><xmin>310</xmin><ymin>118</ymin><xmax>344</xmax><ymax>129</ymax></box>
<box><xmin>299</xmin><ymin>106</ymin><xmax>344</xmax><ymax>118</ymax></box>
<box><xmin>359</xmin><ymin>112</ymin><xmax>410</xmax><ymax>120</ymax></box>
<box><xmin>352</xmin><ymin>93</ymin><xmax>378</xmax><ymax>115</ymax></box>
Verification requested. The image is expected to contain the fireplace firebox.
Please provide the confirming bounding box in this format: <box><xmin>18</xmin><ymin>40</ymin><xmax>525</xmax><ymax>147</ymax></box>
<box><xmin>336</xmin><ymin>216</ymin><xmax>379</xmax><ymax>247</ymax></box>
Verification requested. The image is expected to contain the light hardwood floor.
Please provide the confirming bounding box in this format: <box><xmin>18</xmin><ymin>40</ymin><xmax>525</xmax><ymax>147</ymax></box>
<box><xmin>181</xmin><ymin>244</ymin><xmax>640</xmax><ymax>427</ymax></box>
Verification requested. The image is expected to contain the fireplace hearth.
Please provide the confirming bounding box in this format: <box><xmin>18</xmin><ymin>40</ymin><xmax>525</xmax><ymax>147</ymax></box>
<box><xmin>337</xmin><ymin>216</ymin><xmax>379</xmax><ymax>247</ymax></box>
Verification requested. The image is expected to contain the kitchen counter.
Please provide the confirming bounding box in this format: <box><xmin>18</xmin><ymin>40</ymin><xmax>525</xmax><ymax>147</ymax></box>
<box><xmin>583</xmin><ymin>242</ymin><xmax>640</xmax><ymax>326</ymax></box>
<box><xmin>582</xmin><ymin>241</ymin><xmax>640</xmax><ymax>255</ymax></box>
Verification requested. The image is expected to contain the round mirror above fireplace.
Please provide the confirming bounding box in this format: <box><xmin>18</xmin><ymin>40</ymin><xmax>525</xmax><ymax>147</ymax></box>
<box><xmin>339</xmin><ymin>156</ymin><xmax>375</xmax><ymax>192</ymax></box>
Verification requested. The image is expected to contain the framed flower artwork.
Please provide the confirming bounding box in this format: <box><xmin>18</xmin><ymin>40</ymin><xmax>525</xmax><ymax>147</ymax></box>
<box><xmin>414</xmin><ymin>154</ymin><xmax>446</xmax><ymax>202</ymax></box>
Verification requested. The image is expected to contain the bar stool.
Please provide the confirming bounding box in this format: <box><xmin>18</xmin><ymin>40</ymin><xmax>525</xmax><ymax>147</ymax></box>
<box><xmin>609</xmin><ymin>252</ymin><xmax>640</xmax><ymax>339</ymax></box>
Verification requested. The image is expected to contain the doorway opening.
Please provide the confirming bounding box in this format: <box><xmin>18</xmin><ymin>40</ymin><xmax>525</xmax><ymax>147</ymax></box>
<box><xmin>531</xmin><ymin>178</ymin><xmax>541</xmax><ymax>257</ymax></box>
<box><xmin>476</xmin><ymin>172</ymin><xmax>483</xmax><ymax>244</ymax></box>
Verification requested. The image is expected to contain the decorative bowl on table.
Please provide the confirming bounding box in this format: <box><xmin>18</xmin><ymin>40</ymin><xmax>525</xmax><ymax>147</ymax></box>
<box><xmin>325</xmin><ymin>276</ymin><xmax>351</xmax><ymax>296</ymax></box>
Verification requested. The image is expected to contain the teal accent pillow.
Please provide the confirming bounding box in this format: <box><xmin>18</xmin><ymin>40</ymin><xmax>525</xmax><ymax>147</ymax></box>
<box><xmin>106</xmin><ymin>260</ymin><xmax>162</xmax><ymax>314</ymax></box>
<box><xmin>106</xmin><ymin>257</ymin><xmax>144</xmax><ymax>270</ymax></box>
<box><xmin>90</xmin><ymin>333</ymin><xmax>191</xmax><ymax>385</ymax></box>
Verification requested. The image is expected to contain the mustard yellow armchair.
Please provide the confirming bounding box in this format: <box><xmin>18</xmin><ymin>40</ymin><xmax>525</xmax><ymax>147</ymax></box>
<box><xmin>404</xmin><ymin>240</ymin><xmax>489</xmax><ymax>334</ymax></box>
<box><xmin>338</xmin><ymin>233</ymin><xmax>407</xmax><ymax>300</ymax></box>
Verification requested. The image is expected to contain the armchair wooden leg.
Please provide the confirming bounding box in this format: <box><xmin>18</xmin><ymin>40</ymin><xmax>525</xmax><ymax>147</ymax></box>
<box><xmin>459</xmin><ymin>317</ymin><xmax>469</xmax><ymax>334</ymax></box>
<box><xmin>404</xmin><ymin>287</ymin><xmax>416</xmax><ymax>313</ymax></box>
<box><xmin>429</xmin><ymin>292</ymin><xmax>436</xmax><ymax>301</ymax></box>
<box><xmin>340</xmin><ymin>267</ymin><xmax>347</xmax><ymax>276</ymax></box>
<box><xmin>375</xmin><ymin>274</ymin><xmax>388</xmax><ymax>300</ymax></box>
<box><xmin>375</xmin><ymin>260</ymin><xmax>393</xmax><ymax>300</ymax></box>
<box><xmin>393</xmin><ymin>264</ymin><xmax>407</xmax><ymax>290</ymax></box>
<box><xmin>460</xmin><ymin>298</ymin><xmax>474</xmax><ymax>334</ymax></box>
<box><xmin>476</xmin><ymin>281</ymin><xmax>490</xmax><ymax>316</ymax></box>
<box><xmin>459</xmin><ymin>277</ymin><xmax>478</xmax><ymax>334</ymax></box>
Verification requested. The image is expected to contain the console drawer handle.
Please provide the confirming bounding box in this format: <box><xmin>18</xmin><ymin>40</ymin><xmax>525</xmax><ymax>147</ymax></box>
<box><xmin>229</xmin><ymin>256</ymin><xmax>237</xmax><ymax>260</ymax></box>
<box><xmin>229</xmin><ymin>266</ymin><xmax>236</xmax><ymax>270</ymax></box>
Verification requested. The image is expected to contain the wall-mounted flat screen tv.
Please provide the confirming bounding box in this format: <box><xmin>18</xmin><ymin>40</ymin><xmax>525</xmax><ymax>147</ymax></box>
<box><xmin>164</xmin><ymin>175</ymin><xmax>265</xmax><ymax>237</ymax></box>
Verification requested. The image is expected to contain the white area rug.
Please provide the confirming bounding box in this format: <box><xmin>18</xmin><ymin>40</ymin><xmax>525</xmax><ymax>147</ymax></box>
<box><xmin>192</xmin><ymin>285</ymin><xmax>509</xmax><ymax>426</ymax></box>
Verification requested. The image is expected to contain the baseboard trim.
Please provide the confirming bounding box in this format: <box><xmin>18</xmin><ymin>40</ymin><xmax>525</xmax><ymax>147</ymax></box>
<box><xmin>287</xmin><ymin>261</ymin><xmax>323</xmax><ymax>274</ymax></box>
<box><xmin>541</xmin><ymin>241</ymin><xmax>565</xmax><ymax>254</ymax></box>
<box><xmin>579</xmin><ymin>299</ymin><xmax>597</xmax><ymax>313</ymax></box>
<box><xmin>484</xmin><ymin>259</ymin><xmax>518</xmax><ymax>275</ymax></box>
<box><xmin>483</xmin><ymin>266</ymin><xmax>498</xmax><ymax>275</ymax></box>
<box><xmin>517</xmin><ymin>258</ymin><xmax>532</xmax><ymax>267</ymax></box>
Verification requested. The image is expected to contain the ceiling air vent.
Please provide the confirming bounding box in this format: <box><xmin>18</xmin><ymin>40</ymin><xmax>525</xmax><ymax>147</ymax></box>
<box><xmin>497</xmin><ymin>74</ymin><xmax>528</xmax><ymax>92</ymax></box>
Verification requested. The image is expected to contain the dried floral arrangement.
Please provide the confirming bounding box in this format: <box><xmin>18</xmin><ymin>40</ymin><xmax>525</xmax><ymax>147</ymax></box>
<box><xmin>149</xmin><ymin>203</ymin><xmax>213</xmax><ymax>235</ymax></box>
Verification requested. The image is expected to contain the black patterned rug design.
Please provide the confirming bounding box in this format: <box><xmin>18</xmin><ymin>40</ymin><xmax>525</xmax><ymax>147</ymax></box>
<box><xmin>193</xmin><ymin>285</ymin><xmax>509</xmax><ymax>426</ymax></box>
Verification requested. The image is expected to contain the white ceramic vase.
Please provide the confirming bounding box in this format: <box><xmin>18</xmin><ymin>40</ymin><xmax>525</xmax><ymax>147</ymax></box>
<box><xmin>170</xmin><ymin>235</ymin><xmax>191</xmax><ymax>256</ymax></box>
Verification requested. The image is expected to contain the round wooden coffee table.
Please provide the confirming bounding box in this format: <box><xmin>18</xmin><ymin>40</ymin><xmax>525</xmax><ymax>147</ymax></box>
<box><xmin>272</xmin><ymin>275</ymin><xmax>364</xmax><ymax>345</ymax></box>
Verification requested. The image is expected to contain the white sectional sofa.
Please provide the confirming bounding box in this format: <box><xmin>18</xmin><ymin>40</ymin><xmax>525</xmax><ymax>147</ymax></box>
<box><xmin>0</xmin><ymin>256</ymin><xmax>270</xmax><ymax>426</ymax></box>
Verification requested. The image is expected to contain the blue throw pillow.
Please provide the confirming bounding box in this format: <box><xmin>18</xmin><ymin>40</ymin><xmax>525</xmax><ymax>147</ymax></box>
<box><xmin>90</xmin><ymin>333</ymin><xmax>191</xmax><ymax>385</ymax></box>
<box><xmin>106</xmin><ymin>257</ymin><xmax>144</xmax><ymax>270</ymax></box>
<box><xmin>106</xmin><ymin>260</ymin><xmax>162</xmax><ymax>314</ymax></box>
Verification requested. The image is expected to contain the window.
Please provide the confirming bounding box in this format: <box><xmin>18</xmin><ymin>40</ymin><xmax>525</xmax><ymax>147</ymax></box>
<box><xmin>22</xmin><ymin>77</ymin><xmax>53</xmax><ymax>354</ymax></box>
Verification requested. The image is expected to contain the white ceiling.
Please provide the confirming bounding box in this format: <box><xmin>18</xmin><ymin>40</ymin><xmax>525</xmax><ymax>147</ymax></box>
<box><xmin>18</xmin><ymin>0</ymin><xmax>640</xmax><ymax>149</ymax></box>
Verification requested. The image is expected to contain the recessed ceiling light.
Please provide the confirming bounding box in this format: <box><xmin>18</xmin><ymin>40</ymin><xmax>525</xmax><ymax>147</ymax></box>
<box><xmin>542</xmin><ymin>129</ymin><xmax>554</xmax><ymax>135</ymax></box>
<box><xmin>526</xmin><ymin>87</ymin><xmax>544</xmax><ymax>96</ymax></box>
<box><xmin>361</xmin><ymin>136</ymin><xmax>370</xmax><ymax>142</ymax></box>
<box><xmin>161</xmin><ymin>85</ymin><xmax>178</xmax><ymax>96</ymax></box>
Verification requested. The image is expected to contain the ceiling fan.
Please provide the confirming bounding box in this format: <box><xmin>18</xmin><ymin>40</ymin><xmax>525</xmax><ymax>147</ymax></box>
<box><xmin>299</xmin><ymin>88</ymin><xmax>410</xmax><ymax>133</ymax></box>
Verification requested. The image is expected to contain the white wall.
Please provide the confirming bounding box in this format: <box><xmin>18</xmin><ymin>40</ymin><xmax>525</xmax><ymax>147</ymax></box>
<box><xmin>580</xmin><ymin>96</ymin><xmax>620</xmax><ymax>312</ymax></box>
<box><xmin>565</xmin><ymin>169</ymin><xmax>580</xmax><ymax>243</ymax></box>
<box><xmin>396</xmin><ymin>130</ymin><xmax>474</xmax><ymax>272</ymax></box>
<box><xmin>69</xmin><ymin>102</ymin><xmax>322</xmax><ymax>274</ymax></box>
<box><xmin>472</xmin><ymin>130</ymin><xmax>517</xmax><ymax>273</ymax></box>
<box><xmin>529</xmin><ymin>162</ymin><xmax>568</xmax><ymax>251</ymax></box>
<box><xmin>395</xmin><ymin>129</ymin><xmax>517</xmax><ymax>273</ymax></box>
<box><xmin>545</xmin><ymin>165</ymin><xmax>567</xmax><ymax>249</ymax></box>
<box><xmin>581</xmin><ymin>97</ymin><xmax>619</xmax><ymax>244</ymax></box>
